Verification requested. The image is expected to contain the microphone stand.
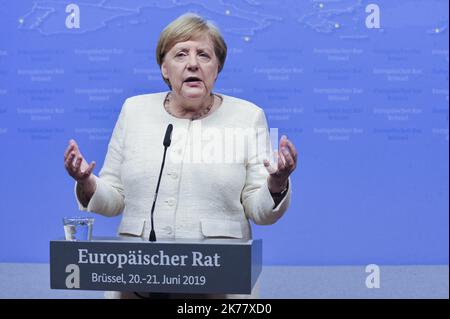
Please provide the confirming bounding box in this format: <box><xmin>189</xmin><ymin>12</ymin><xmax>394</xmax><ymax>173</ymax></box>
<box><xmin>149</xmin><ymin>124</ymin><xmax>173</xmax><ymax>242</ymax></box>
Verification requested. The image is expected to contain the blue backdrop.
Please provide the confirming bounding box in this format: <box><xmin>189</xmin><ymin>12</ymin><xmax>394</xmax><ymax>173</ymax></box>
<box><xmin>0</xmin><ymin>0</ymin><xmax>448</xmax><ymax>265</ymax></box>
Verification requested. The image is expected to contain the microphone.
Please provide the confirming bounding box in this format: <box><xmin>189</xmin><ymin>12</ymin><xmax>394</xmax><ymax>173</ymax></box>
<box><xmin>149</xmin><ymin>124</ymin><xmax>173</xmax><ymax>242</ymax></box>
<box><xmin>163</xmin><ymin>123</ymin><xmax>173</xmax><ymax>147</ymax></box>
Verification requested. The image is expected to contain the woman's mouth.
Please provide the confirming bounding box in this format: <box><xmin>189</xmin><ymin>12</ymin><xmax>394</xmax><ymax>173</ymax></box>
<box><xmin>184</xmin><ymin>76</ymin><xmax>203</xmax><ymax>87</ymax></box>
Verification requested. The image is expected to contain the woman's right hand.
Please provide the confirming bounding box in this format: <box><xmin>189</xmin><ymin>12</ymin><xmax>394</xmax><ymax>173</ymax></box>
<box><xmin>64</xmin><ymin>139</ymin><xmax>96</xmax><ymax>183</ymax></box>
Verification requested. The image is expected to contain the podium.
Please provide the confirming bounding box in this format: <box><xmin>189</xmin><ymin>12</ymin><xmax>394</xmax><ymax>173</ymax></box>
<box><xmin>50</xmin><ymin>237</ymin><xmax>262</xmax><ymax>294</ymax></box>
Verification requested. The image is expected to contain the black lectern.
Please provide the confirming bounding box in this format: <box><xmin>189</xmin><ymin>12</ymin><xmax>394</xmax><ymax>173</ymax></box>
<box><xmin>50</xmin><ymin>237</ymin><xmax>262</xmax><ymax>294</ymax></box>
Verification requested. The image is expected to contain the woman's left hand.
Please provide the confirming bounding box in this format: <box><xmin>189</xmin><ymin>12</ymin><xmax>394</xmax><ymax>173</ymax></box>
<box><xmin>264</xmin><ymin>135</ymin><xmax>298</xmax><ymax>193</ymax></box>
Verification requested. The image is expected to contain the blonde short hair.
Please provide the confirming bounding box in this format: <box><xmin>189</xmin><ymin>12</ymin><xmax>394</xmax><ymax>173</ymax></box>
<box><xmin>156</xmin><ymin>13</ymin><xmax>227</xmax><ymax>88</ymax></box>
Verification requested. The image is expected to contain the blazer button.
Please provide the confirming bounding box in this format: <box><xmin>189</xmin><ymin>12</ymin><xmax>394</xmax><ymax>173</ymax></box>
<box><xmin>163</xmin><ymin>226</ymin><xmax>173</xmax><ymax>234</ymax></box>
<box><xmin>167</xmin><ymin>198</ymin><xmax>176</xmax><ymax>206</ymax></box>
<box><xmin>171</xmin><ymin>172</ymin><xmax>178</xmax><ymax>179</ymax></box>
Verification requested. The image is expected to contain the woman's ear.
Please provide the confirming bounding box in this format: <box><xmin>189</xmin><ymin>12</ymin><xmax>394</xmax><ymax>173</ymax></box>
<box><xmin>161</xmin><ymin>62</ymin><xmax>168</xmax><ymax>79</ymax></box>
<box><xmin>161</xmin><ymin>62</ymin><xmax>172</xmax><ymax>89</ymax></box>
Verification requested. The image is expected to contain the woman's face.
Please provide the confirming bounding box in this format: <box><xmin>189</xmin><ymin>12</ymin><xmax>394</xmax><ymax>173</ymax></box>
<box><xmin>161</xmin><ymin>35</ymin><xmax>219</xmax><ymax>102</ymax></box>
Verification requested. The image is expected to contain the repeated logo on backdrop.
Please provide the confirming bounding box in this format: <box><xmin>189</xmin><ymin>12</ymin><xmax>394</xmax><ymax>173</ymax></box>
<box><xmin>0</xmin><ymin>0</ymin><xmax>448</xmax><ymax>264</ymax></box>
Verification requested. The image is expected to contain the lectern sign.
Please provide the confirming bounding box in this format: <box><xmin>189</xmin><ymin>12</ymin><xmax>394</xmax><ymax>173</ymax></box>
<box><xmin>50</xmin><ymin>238</ymin><xmax>262</xmax><ymax>294</ymax></box>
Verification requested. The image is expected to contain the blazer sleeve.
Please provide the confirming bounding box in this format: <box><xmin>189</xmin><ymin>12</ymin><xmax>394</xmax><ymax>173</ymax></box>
<box><xmin>241</xmin><ymin>108</ymin><xmax>292</xmax><ymax>225</ymax></box>
<box><xmin>74</xmin><ymin>100</ymin><xmax>128</xmax><ymax>217</ymax></box>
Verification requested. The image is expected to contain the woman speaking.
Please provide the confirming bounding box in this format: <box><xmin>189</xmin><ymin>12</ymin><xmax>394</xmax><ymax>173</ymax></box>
<box><xmin>63</xmin><ymin>13</ymin><xmax>298</xmax><ymax>298</ymax></box>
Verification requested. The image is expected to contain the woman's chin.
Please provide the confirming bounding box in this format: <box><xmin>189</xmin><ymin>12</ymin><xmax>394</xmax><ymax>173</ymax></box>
<box><xmin>181</xmin><ymin>87</ymin><xmax>207</xmax><ymax>99</ymax></box>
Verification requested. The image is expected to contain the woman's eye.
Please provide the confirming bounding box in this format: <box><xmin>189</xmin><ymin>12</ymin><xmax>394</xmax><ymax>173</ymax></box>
<box><xmin>175</xmin><ymin>52</ymin><xmax>186</xmax><ymax>57</ymax></box>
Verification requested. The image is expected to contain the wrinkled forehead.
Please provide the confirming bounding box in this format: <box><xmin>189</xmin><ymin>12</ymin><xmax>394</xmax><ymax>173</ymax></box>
<box><xmin>168</xmin><ymin>35</ymin><xmax>215</xmax><ymax>53</ymax></box>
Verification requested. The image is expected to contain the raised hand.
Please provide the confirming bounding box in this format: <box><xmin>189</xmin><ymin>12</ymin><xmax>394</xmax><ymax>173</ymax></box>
<box><xmin>263</xmin><ymin>135</ymin><xmax>297</xmax><ymax>193</ymax></box>
<box><xmin>64</xmin><ymin>139</ymin><xmax>96</xmax><ymax>183</ymax></box>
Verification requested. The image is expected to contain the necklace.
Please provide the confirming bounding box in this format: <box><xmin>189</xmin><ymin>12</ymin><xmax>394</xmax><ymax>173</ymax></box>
<box><xmin>164</xmin><ymin>92</ymin><xmax>216</xmax><ymax>120</ymax></box>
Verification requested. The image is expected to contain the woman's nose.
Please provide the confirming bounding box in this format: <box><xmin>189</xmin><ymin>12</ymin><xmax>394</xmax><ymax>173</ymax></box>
<box><xmin>186</xmin><ymin>55</ymin><xmax>199</xmax><ymax>70</ymax></box>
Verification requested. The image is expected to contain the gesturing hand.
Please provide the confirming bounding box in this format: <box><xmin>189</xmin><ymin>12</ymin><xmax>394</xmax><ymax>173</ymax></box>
<box><xmin>263</xmin><ymin>135</ymin><xmax>298</xmax><ymax>193</ymax></box>
<box><xmin>64</xmin><ymin>139</ymin><xmax>96</xmax><ymax>183</ymax></box>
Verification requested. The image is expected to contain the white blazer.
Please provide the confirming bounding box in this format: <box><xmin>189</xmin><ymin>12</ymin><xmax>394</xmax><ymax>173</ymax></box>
<box><xmin>75</xmin><ymin>92</ymin><xmax>291</xmax><ymax>241</ymax></box>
